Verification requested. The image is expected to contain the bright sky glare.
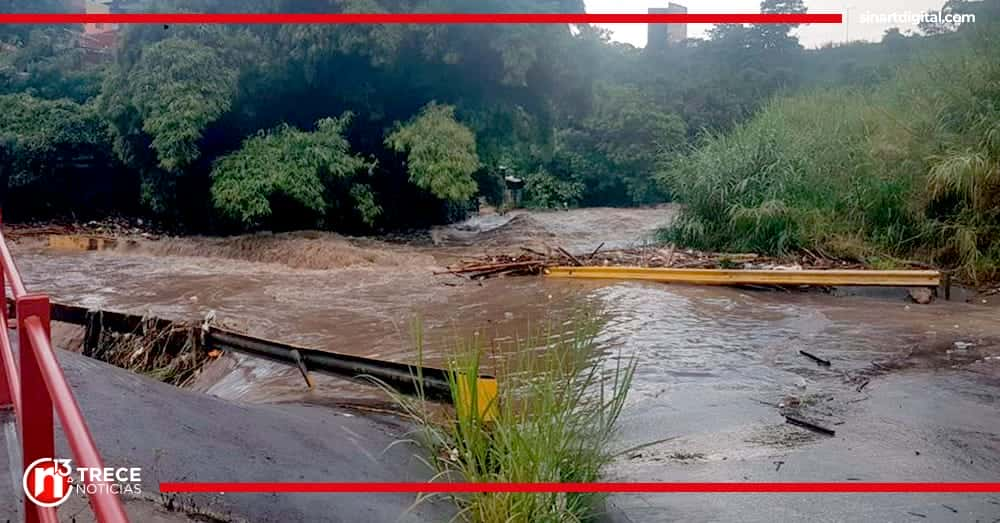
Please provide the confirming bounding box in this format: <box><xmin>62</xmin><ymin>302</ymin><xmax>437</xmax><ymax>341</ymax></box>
<box><xmin>585</xmin><ymin>0</ymin><xmax>948</xmax><ymax>48</ymax></box>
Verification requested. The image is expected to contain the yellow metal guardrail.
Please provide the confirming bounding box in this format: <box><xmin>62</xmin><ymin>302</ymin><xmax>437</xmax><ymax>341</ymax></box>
<box><xmin>456</xmin><ymin>376</ymin><xmax>499</xmax><ymax>423</ymax></box>
<box><xmin>545</xmin><ymin>266</ymin><xmax>941</xmax><ymax>287</ymax></box>
<box><xmin>48</xmin><ymin>235</ymin><xmax>118</xmax><ymax>251</ymax></box>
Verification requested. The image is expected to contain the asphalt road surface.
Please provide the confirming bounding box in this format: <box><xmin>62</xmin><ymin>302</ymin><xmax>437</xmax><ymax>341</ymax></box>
<box><xmin>0</xmin><ymin>337</ymin><xmax>453</xmax><ymax>523</ymax></box>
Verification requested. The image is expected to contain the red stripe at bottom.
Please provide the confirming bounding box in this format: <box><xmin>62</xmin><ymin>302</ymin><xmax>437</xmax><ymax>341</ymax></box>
<box><xmin>159</xmin><ymin>482</ymin><xmax>1000</xmax><ymax>493</ymax></box>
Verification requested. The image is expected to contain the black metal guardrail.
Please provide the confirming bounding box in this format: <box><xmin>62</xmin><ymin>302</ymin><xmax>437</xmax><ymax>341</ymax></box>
<box><xmin>207</xmin><ymin>328</ymin><xmax>454</xmax><ymax>400</ymax></box>
<box><xmin>10</xmin><ymin>299</ymin><xmax>493</xmax><ymax>402</ymax></box>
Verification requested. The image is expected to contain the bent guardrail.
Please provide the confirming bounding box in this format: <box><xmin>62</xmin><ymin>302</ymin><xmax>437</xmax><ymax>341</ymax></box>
<box><xmin>10</xmin><ymin>297</ymin><xmax>499</xmax><ymax>419</ymax></box>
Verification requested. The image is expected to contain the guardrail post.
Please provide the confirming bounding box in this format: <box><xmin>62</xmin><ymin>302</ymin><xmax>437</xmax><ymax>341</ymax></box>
<box><xmin>0</xmin><ymin>208</ymin><xmax>8</xmax><ymax>411</ymax></box>
<box><xmin>17</xmin><ymin>294</ymin><xmax>53</xmax><ymax>523</ymax></box>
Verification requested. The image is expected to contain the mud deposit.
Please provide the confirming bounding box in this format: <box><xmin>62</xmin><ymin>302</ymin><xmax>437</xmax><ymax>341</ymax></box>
<box><xmin>12</xmin><ymin>205</ymin><xmax>1000</xmax><ymax>522</ymax></box>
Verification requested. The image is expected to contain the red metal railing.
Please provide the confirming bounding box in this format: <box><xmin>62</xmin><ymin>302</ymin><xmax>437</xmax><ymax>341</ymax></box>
<box><xmin>0</xmin><ymin>214</ymin><xmax>128</xmax><ymax>523</ymax></box>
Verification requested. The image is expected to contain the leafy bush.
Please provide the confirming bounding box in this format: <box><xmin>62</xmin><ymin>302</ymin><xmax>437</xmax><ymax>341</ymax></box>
<box><xmin>386</xmin><ymin>102</ymin><xmax>480</xmax><ymax>202</ymax></box>
<box><xmin>210</xmin><ymin>114</ymin><xmax>367</xmax><ymax>227</ymax></box>
<box><xmin>552</xmin><ymin>84</ymin><xmax>686</xmax><ymax>206</ymax></box>
<box><xmin>0</xmin><ymin>93</ymin><xmax>128</xmax><ymax>218</ymax></box>
<box><xmin>106</xmin><ymin>37</ymin><xmax>237</xmax><ymax>173</ymax></box>
<box><xmin>523</xmin><ymin>169</ymin><xmax>584</xmax><ymax>209</ymax></box>
<box><xmin>348</xmin><ymin>183</ymin><xmax>383</xmax><ymax>227</ymax></box>
<box><xmin>99</xmin><ymin>37</ymin><xmax>240</xmax><ymax>215</ymax></box>
<box><xmin>0</xmin><ymin>93</ymin><xmax>107</xmax><ymax>187</ymax></box>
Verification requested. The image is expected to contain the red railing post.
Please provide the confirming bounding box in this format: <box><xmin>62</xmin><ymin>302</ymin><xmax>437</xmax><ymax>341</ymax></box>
<box><xmin>17</xmin><ymin>294</ymin><xmax>53</xmax><ymax>523</ymax></box>
<box><xmin>0</xmin><ymin>267</ymin><xmax>10</xmax><ymax>410</ymax></box>
<box><xmin>0</xmin><ymin>207</ymin><xmax>7</xmax><ymax>409</ymax></box>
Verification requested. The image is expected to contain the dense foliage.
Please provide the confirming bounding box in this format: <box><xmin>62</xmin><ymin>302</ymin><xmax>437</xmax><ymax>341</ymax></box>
<box><xmin>386</xmin><ymin>103</ymin><xmax>480</xmax><ymax>203</ymax></box>
<box><xmin>1</xmin><ymin>0</ymin><xmax>994</xmax><ymax>248</ymax></box>
<box><xmin>0</xmin><ymin>93</ymin><xmax>106</xmax><ymax>186</ymax></box>
<box><xmin>211</xmin><ymin>114</ymin><xmax>369</xmax><ymax>228</ymax></box>
<box><xmin>101</xmin><ymin>36</ymin><xmax>240</xmax><ymax>213</ymax></box>
<box><xmin>661</xmin><ymin>6</ymin><xmax>1000</xmax><ymax>281</ymax></box>
<box><xmin>551</xmin><ymin>84</ymin><xmax>686</xmax><ymax>206</ymax></box>
<box><xmin>0</xmin><ymin>93</ymin><xmax>128</xmax><ymax>216</ymax></box>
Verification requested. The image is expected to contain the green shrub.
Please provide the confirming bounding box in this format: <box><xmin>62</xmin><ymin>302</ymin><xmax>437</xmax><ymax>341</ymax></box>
<box><xmin>0</xmin><ymin>93</ymin><xmax>108</xmax><ymax>185</ymax></box>
<box><xmin>386</xmin><ymin>102</ymin><xmax>481</xmax><ymax>203</ymax></box>
<box><xmin>210</xmin><ymin>114</ymin><xmax>367</xmax><ymax>227</ymax></box>
<box><xmin>552</xmin><ymin>84</ymin><xmax>685</xmax><ymax>206</ymax></box>
<box><xmin>523</xmin><ymin>169</ymin><xmax>585</xmax><ymax>209</ymax></box>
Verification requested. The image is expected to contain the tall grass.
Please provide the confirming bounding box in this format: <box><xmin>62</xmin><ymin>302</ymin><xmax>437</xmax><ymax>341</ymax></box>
<box><xmin>388</xmin><ymin>315</ymin><xmax>636</xmax><ymax>523</ymax></box>
<box><xmin>660</xmin><ymin>24</ymin><xmax>1000</xmax><ymax>283</ymax></box>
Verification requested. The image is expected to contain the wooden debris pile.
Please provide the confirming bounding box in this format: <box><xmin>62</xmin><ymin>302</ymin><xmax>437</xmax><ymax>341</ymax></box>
<box><xmin>5</xmin><ymin>217</ymin><xmax>161</xmax><ymax>241</ymax></box>
<box><xmin>435</xmin><ymin>254</ymin><xmax>551</xmax><ymax>280</ymax></box>
<box><xmin>438</xmin><ymin>243</ymin><xmax>904</xmax><ymax>281</ymax></box>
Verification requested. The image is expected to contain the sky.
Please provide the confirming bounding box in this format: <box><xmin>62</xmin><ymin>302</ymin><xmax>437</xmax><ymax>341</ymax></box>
<box><xmin>585</xmin><ymin>0</ymin><xmax>948</xmax><ymax>48</ymax></box>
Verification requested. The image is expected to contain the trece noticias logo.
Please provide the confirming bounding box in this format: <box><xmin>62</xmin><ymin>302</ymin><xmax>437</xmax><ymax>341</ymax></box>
<box><xmin>22</xmin><ymin>457</ymin><xmax>143</xmax><ymax>507</ymax></box>
<box><xmin>22</xmin><ymin>458</ymin><xmax>73</xmax><ymax>507</ymax></box>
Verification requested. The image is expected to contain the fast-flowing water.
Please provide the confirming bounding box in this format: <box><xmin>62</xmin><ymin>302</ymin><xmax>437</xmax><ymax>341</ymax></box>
<box><xmin>13</xmin><ymin>207</ymin><xmax>669</xmax><ymax>400</ymax></box>
<box><xmin>12</xmin><ymin>205</ymin><xmax>1000</xmax><ymax>398</ymax></box>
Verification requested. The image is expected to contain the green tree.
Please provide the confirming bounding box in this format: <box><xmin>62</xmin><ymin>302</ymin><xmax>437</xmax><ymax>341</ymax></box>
<box><xmin>0</xmin><ymin>0</ymin><xmax>72</xmax><ymax>45</ymax></box>
<box><xmin>96</xmin><ymin>0</ymin><xmax>584</xmax><ymax>225</ymax></box>
<box><xmin>0</xmin><ymin>1</ymin><xmax>100</xmax><ymax>104</ymax></box>
<box><xmin>105</xmin><ymin>38</ymin><xmax>237</xmax><ymax>172</ymax></box>
<box><xmin>523</xmin><ymin>169</ymin><xmax>584</xmax><ymax>208</ymax></box>
<box><xmin>210</xmin><ymin>114</ymin><xmax>368</xmax><ymax>228</ymax></box>
<box><xmin>3</xmin><ymin>0</ymin><xmax>967</xmax><ymax>234</ymax></box>
<box><xmin>386</xmin><ymin>102</ymin><xmax>480</xmax><ymax>202</ymax></box>
<box><xmin>918</xmin><ymin>0</ymin><xmax>978</xmax><ymax>35</ymax></box>
<box><xmin>100</xmin><ymin>37</ymin><xmax>239</xmax><ymax>213</ymax></box>
<box><xmin>551</xmin><ymin>85</ymin><xmax>686</xmax><ymax>205</ymax></box>
<box><xmin>0</xmin><ymin>93</ymin><xmax>107</xmax><ymax>188</ymax></box>
<box><xmin>705</xmin><ymin>0</ymin><xmax>806</xmax><ymax>54</ymax></box>
<box><xmin>0</xmin><ymin>93</ymin><xmax>123</xmax><ymax>217</ymax></box>
<box><xmin>753</xmin><ymin>0</ymin><xmax>807</xmax><ymax>50</ymax></box>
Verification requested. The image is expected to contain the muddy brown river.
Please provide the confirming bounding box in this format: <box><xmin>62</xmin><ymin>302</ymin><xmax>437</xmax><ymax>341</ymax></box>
<box><xmin>10</xmin><ymin>205</ymin><xmax>1000</xmax><ymax>522</ymax></box>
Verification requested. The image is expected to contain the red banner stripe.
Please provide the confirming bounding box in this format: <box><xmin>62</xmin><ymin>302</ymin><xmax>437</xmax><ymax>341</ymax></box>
<box><xmin>159</xmin><ymin>482</ymin><xmax>1000</xmax><ymax>494</ymax></box>
<box><xmin>0</xmin><ymin>13</ymin><xmax>842</xmax><ymax>25</ymax></box>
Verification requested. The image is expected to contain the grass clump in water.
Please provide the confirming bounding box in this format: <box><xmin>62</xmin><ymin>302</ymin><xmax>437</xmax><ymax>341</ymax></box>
<box><xmin>389</xmin><ymin>315</ymin><xmax>636</xmax><ymax>523</ymax></box>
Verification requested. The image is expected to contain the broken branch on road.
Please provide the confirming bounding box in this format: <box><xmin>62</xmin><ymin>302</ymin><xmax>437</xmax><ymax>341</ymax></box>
<box><xmin>800</xmin><ymin>350</ymin><xmax>832</xmax><ymax>367</ymax></box>
<box><xmin>784</xmin><ymin>415</ymin><xmax>836</xmax><ymax>436</ymax></box>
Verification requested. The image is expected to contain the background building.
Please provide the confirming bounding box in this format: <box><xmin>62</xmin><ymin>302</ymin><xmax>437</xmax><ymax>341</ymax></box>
<box><xmin>647</xmin><ymin>3</ymin><xmax>688</xmax><ymax>50</ymax></box>
<box><xmin>78</xmin><ymin>0</ymin><xmax>148</xmax><ymax>53</ymax></box>
<box><xmin>78</xmin><ymin>0</ymin><xmax>118</xmax><ymax>52</ymax></box>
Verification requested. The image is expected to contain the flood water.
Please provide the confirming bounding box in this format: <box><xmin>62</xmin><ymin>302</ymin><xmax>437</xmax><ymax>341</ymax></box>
<box><xmin>12</xmin><ymin>205</ymin><xmax>1000</xmax><ymax>401</ymax></box>
<box><xmin>10</xmin><ymin>206</ymin><xmax>1000</xmax><ymax>520</ymax></box>
<box><xmin>13</xmin><ymin>206</ymin><xmax>670</xmax><ymax>401</ymax></box>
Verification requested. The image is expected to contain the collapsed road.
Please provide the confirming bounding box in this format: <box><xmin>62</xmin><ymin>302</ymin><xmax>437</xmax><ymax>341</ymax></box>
<box><xmin>7</xmin><ymin>206</ymin><xmax>1000</xmax><ymax>522</ymax></box>
<box><xmin>0</xmin><ymin>331</ymin><xmax>454</xmax><ymax>523</ymax></box>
